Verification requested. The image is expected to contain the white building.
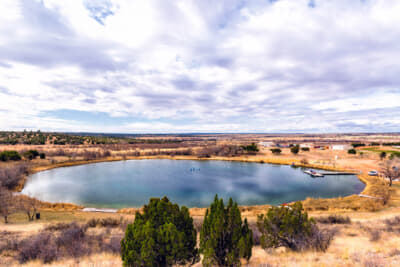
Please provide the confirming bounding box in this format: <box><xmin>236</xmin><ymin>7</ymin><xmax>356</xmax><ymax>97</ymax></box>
<box><xmin>330</xmin><ymin>144</ymin><xmax>352</xmax><ymax>151</ymax></box>
<box><xmin>258</xmin><ymin>141</ymin><xmax>274</xmax><ymax>147</ymax></box>
<box><xmin>300</xmin><ymin>143</ymin><xmax>313</xmax><ymax>148</ymax></box>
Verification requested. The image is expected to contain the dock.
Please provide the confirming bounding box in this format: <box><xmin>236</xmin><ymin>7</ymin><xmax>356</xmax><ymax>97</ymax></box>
<box><xmin>304</xmin><ymin>170</ymin><xmax>356</xmax><ymax>177</ymax></box>
<box><xmin>319</xmin><ymin>172</ymin><xmax>356</xmax><ymax>175</ymax></box>
<box><xmin>304</xmin><ymin>170</ymin><xmax>324</xmax><ymax>177</ymax></box>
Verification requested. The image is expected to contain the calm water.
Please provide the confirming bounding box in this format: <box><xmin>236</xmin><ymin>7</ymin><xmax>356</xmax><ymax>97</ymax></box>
<box><xmin>22</xmin><ymin>160</ymin><xmax>365</xmax><ymax>208</ymax></box>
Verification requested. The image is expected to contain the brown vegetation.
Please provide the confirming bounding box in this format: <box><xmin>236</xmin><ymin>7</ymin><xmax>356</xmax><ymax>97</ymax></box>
<box><xmin>1</xmin><ymin>133</ymin><xmax>400</xmax><ymax>265</ymax></box>
<box><xmin>0</xmin><ymin>221</ymin><xmax>123</xmax><ymax>264</ymax></box>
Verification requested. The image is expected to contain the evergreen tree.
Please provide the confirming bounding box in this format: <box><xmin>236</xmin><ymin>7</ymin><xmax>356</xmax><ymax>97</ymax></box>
<box><xmin>200</xmin><ymin>195</ymin><xmax>253</xmax><ymax>266</ymax></box>
<box><xmin>290</xmin><ymin>145</ymin><xmax>300</xmax><ymax>155</ymax></box>
<box><xmin>121</xmin><ymin>197</ymin><xmax>199</xmax><ymax>267</ymax></box>
<box><xmin>257</xmin><ymin>202</ymin><xmax>315</xmax><ymax>251</ymax></box>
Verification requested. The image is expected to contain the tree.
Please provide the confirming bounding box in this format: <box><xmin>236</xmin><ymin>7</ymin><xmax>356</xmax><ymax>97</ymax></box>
<box><xmin>352</xmin><ymin>143</ymin><xmax>365</xmax><ymax>148</ymax></box>
<box><xmin>0</xmin><ymin>150</ymin><xmax>21</xmax><ymax>161</ymax></box>
<box><xmin>0</xmin><ymin>186</ymin><xmax>13</xmax><ymax>223</ymax></box>
<box><xmin>348</xmin><ymin>149</ymin><xmax>356</xmax><ymax>155</ymax></box>
<box><xmin>290</xmin><ymin>145</ymin><xmax>300</xmax><ymax>155</ymax></box>
<box><xmin>200</xmin><ymin>195</ymin><xmax>253</xmax><ymax>266</ymax></box>
<box><xmin>241</xmin><ymin>143</ymin><xmax>259</xmax><ymax>153</ymax></box>
<box><xmin>121</xmin><ymin>197</ymin><xmax>199</xmax><ymax>267</ymax></box>
<box><xmin>270</xmin><ymin>148</ymin><xmax>281</xmax><ymax>155</ymax></box>
<box><xmin>380</xmin><ymin>151</ymin><xmax>387</xmax><ymax>160</ymax></box>
<box><xmin>0</xmin><ymin>163</ymin><xmax>28</xmax><ymax>190</ymax></box>
<box><xmin>380</xmin><ymin>159</ymin><xmax>400</xmax><ymax>187</ymax></box>
<box><xmin>257</xmin><ymin>202</ymin><xmax>320</xmax><ymax>251</ymax></box>
<box><xmin>23</xmin><ymin>150</ymin><xmax>39</xmax><ymax>160</ymax></box>
<box><xmin>17</xmin><ymin>196</ymin><xmax>41</xmax><ymax>221</ymax></box>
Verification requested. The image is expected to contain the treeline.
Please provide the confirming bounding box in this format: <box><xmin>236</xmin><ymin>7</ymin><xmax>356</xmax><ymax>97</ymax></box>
<box><xmin>127</xmin><ymin>138</ymin><xmax>183</xmax><ymax>144</ymax></box>
<box><xmin>0</xmin><ymin>131</ymin><xmax>191</xmax><ymax>146</ymax></box>
<box><xmin>382</xmin><ymin>142</ymin><xmax>400</xmax><ymax>146</ymax></box>
<box><xmin>42</xmin><ymin>144</ymin><xmax>259</xmax><ymax>161</ymax></box>
<box><xmin>0</xmin><ymin>150</ymin><xmax>45</xmax><ymax>161</ymax></box>
<box><xmin>196</xmin><ymin>144</ymin><xmax>259</xmax><ymax>158</ymax></box>
<box><xmin>343</xmin><ymin>142</ymin><xmax>400</xmax><ymax>148</ymax></box>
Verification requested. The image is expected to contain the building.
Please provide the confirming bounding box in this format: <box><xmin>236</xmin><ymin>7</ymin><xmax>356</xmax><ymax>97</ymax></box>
<box><xmin>330</xmin><ymin>144</ymin><xmax>352</xmax><ymax>151</ymax></box>
<box><xmin>300</xmin><ymin>143</ymin><xmax>313</xmax><ymax>149</ymax></box>
<box><xmin>258</xmin><ymin>141</ymin><xmax>274</xmax><ymax>147</ymax></box>
<box><xmin>276</xmin><ymin>143</ymin><xmax>290</xmax><ymax>148</ymax></box>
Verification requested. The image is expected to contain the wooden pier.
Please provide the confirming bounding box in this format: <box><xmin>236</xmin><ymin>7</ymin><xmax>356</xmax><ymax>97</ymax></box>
<box><xmin>304</xmin><ymin>170</ymin><xmax>356</xmax><ymax>177</ymax></box>
<box><xmin>319</xmin><ymin>172</ymin><xmax>356</xmax><ymax>175</ymax></box>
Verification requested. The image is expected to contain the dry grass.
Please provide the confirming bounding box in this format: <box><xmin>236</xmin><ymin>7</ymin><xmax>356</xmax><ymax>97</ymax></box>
<box><xmin>2</xmin><ymin>138</ymin><xmax>400</xmax><ymax>265</ymax></box>
<box><xmin>3</xmin><ymin>214</ymin><xmax>400</xmax><ymax>266</ymax></box>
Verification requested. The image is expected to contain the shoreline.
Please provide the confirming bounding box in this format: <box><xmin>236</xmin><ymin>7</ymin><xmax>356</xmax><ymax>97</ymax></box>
<box><xmin>19</xmin><ymin>154</ymin><xmax>387</xmax><ymax>214</ymax></box>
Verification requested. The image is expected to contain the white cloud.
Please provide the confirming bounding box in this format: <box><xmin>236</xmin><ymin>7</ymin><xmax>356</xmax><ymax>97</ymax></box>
<box><xmin>0</xmin><ymin>0</ymin><xmax>399</xmax><ymax>133</ymax></box>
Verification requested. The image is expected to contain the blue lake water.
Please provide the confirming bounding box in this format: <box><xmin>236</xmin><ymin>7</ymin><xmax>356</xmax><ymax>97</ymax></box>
<box><xmin>21</xmin><ymin>159</ymin><xmax>365</xmax><ymax>208</ymax></box>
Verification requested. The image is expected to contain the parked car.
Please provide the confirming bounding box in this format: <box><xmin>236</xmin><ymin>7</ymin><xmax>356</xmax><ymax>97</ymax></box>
<box><xmin>368</xmin><ymin>170</ymin><xmax>379</xmax><ymax>176</ymax></box>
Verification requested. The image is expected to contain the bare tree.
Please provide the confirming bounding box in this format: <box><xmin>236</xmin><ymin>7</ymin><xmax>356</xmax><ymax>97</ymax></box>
<box><xmin>0</xmin><ymin>162</ymin><xmax>29</xmax><ymax>190</ymax></box>
<box><xmin>380</xmin><ymin>159</ymin><xmax>400</xmax><ymax>187</ymax></box>
<box><xmin>0</xmin><ymin>186</ymin><xmax>14</xmax><ymax>223</ymax></box>
<box><xmin>17</xmin><ymin>196</ymin><xmax>41</xmax><ymax>221</ymax></box>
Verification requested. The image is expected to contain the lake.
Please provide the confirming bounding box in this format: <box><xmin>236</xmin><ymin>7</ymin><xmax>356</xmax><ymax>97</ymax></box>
<box><xmin>21</xmin><ymin>159</ymin><xmax>365</xmax><ymax>208</ymax></box>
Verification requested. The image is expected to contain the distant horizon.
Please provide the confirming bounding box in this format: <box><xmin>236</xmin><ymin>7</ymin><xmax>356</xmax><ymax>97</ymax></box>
<box><xmin>1</xmin><ymin>130</ymin><xmax>400</xmax><ymax>136</ymax></box>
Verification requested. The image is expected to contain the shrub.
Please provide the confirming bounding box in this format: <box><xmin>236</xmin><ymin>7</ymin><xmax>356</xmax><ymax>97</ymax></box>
<box><xmin>18</xmin><ymin>232</ymin><xmax>58</xmax><ymax>264</ymax></box>
<box><xmin>87</xmin><ymin>218</ymin><xmax>100</xmax><ymax>227</ymax></box>
<box><xmin>352</xmin><ymin>143</ymin><xmax>365</xmax><ymax>148</ymax></box>
<box><xmin>87</xmin><ymin>217</ymin><xmax>122</xmax><ymax>228</ymax></box>
<box><xmin>367</xmin><ymin>228</ymin><xmax>381</xmax><ymax>242</ymax></box>
<box><xmin>248</xmin><ymin>221</ymin><xmax>262</xmax><ymax>245</ymax></box>
<box><xmin>257</xmin><ymin>202</ymin><xmax>333</xmax><ymax>252</ymax></box>
<box><xmin>23</xmin><ymin>150</ymin><xmax>39</xmax><ymax>160</ymax></box>
<box><xmin>39</xmin><ymin>153</ymin><xmax>46</xmax><ymax>159</ymax></box>
<box><xmin>301</xmin><ymin>147</ymin><xmax>310</xmax><ymax>151</ymax></box>
<box><xmin>0</xmin><ymin>187</ymin><xmax>13</xmax><ymax>223</ymax></box>
<box><xmin>56</xmin><ymin>222</ymin><xmax>89</xmax><ymax>258</ymax></box>
<box><xmin>241</xmin><ymin>143</ymin><xmax>259</xmax><ymax>153</ymax></box>
<box><xmin>270</xmin><ymin>148</ymin><xmax>281</xmax><ymax>154</ymax></box>
<box><xmin>102</xmin><ymin>235</ymin><xmax>123</xmax><ymax>254</ymax></box>
<box><xmin>121</xmin><ymin>197</ymin><xmax>199</xmax><ymax>267</ymax></box>
<box><xmin>100</xmin><ymin>217</ymin><xmax>121</xmax><ymax>227</ymax></box>
<box><xmin>315</xmin><ymin>214</ymin><xmax>351</xmax><ymax>224</ymax></box>
<box><xmin>348</xmin><ymin>149</ymin><xmax>357</xmax><ymax>154</ymax></box>
<box><xmin>0</xmin><ymin>150</ymin><xmax>21</xmax><ymax>161</ymax></box>
<box><xmin>290</xmin><ymin>145</ymin><xmax>300</xmax><ymax>155</ymax></box>
<box><xmin>44</xmin><ymin>222</ymin><xmax>74</xmax><ymax>231</ymax></box>
<box><xmin>8</xmin><ymin>221</ymin><xmax>124</xmax><ymax>264</ymax></box>
<box><xmin>0</xmin><ymin>163</ymin><xmax>29</xmax><ymax>189</ymax></box>
<box><xmin>300</xmin><ymin>158</ymin><xmax>309</xmax><ymax>165</ymax></box>
<box><xmin>200</xmin><ymin>195</ymin><xmax>253</xmax><ymax>266</ymax></box>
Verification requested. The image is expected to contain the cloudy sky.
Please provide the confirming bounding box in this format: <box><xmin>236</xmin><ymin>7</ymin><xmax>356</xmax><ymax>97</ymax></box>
<box><xmin>0</xmin><ymin>0</ymin><xmax>399</xmax><ymax>133</ymax></box>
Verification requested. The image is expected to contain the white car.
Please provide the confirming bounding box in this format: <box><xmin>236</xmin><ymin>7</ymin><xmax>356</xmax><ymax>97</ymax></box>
<box><xmin>368</xmin><ymin>170</ymin><xmax>378</xmax><ymax>176</ymax></box>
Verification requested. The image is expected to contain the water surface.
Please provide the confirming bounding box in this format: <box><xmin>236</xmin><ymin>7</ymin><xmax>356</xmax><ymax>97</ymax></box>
<box><xmin>22</xmin><ymin>160</ymin><xmax>365</xmax><ymax>208</ymax></box>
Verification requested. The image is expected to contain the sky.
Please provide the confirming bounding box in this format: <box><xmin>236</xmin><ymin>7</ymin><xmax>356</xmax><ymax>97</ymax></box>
<box><xmin>0</xmin><ymin>0</ymin><xmax>399</xmax><ymax>133</ymax></box>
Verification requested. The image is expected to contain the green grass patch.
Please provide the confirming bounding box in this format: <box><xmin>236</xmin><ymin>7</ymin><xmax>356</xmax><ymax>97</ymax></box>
<box><xmin>361</xmin><ymin>147</ymin><xmax>400</xmax><ymax>155</ymax></box>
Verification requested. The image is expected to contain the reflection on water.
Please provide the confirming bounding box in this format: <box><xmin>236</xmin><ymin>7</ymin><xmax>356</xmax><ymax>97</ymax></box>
<box><xmin>21</xmin><ymin>160</ymin><xmax>365</xmax><ymax>208</ymax></box>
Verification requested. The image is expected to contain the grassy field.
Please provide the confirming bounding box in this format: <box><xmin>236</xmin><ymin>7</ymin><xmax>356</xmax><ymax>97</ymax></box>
<box><xmin>2</xmin><ymin>210</ymin><xmax>400</xmax><ymax>266</ymax></box>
